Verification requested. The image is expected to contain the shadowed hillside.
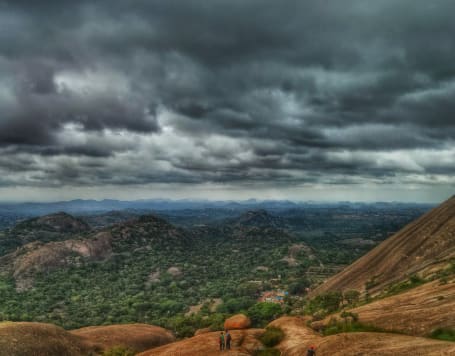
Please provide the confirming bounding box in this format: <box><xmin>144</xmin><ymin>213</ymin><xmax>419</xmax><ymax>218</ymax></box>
<box><xmin>0</xmin><ymin>212</ymin><xmax>91</xmax><ymax>256</ymax></box>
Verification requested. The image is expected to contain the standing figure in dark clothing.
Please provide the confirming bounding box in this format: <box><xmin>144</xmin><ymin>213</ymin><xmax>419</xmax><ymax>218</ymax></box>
<box><xmin>225</xmin><ymin>330</ymin><xmax>232</xmax><ymax>350</ymax></box>
<box><xmin>307</xmin><ymin>345</ymin><xmax>316</xmax><ymax>356</ymax></box>
<box><xmin>219</xmin><ymin>332</ymin><xmax>225</xmax><ymax>351</ymax></box>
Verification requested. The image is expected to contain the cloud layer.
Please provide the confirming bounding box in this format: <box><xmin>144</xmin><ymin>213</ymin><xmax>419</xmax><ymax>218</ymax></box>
<box><xmin>1</xmin><ymin>0</ymin><xmax>454</xmax><ymax>201</ymax></box>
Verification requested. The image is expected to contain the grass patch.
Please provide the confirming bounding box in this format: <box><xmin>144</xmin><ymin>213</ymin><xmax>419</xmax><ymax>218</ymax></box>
<box><xmin>102</xmin><ymin>346</ymin><xmax>135</xmax><ymax>356</ymax></box>
<box><xmin>322</xmin><ymin>320</ymin><xmax>389</xmax><ymax>336</ymax></box>
<box><xmin>254</xmin><ymin>349</ymin><xmax>280</xmax><ymax>356</ymax></box>
<box><xmin>382</xmin><ymin>275</ymin><xmax>425</xmax><ymax>297</ymax></box>
<box><xmin>259</xmin><ymin>326</ymin><xmax>285</xmax><ymax>347</ymax></box>
<box><xmin>431</xmin><ymin>328</ymin><xmax>455</xmax><ymax>342</ymax></box>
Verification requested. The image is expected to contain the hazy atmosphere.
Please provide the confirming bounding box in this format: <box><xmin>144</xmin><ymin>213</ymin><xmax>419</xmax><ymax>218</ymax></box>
<box><xmin>1</xmin><ymin>1</ymin><xmax>454</xmax><ymax>202</ymax></box>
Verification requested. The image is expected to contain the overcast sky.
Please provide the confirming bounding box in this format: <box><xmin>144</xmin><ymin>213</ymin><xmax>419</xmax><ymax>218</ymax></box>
<box><xmin>0</xmin><ymin>1</ymin><xmax>454</xmax><ymax>203</ymax></box>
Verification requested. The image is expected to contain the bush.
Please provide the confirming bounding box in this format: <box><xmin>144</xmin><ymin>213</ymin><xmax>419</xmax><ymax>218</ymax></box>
<box><xmin>288</xmin><ymin>278</ymin><xmax>310</xmax><ymax>295</ymax></box>
<box><xmin>260</xmin><ymin>327</ymin><xmax>285</xmax><ymax>347</ymax></box>
<box><xmin>305</xmin><ymin>291</ymin><xmax>343</xmax><ymax>314</ymax></box>
<box><xmin>431</xmin><ymin>328</ymin><xmax>455</xmax><ymax>342</ymax></box>
<box><xmin>344</xmin><ymin>290</ymin><xmax>360</xmax><ymax>305</ymax></box>
<box><xmin>322</xmin><ymin>320</ymin><xmax>386</xmax><ymax>336</ymax></box>
<box><xmin>385</xmin><ymin>275</ymin><xmax>425</xmax><ymax>296</ymax></box>
<box><xmin>216</xmin><ymin>297</ymin><xmax>255</xmax><ymax>314</ymax></box>
<box><xmin>254</xmin><ymin>349</ymin><xmax>281</xmax><ymax>356</ymax></box>
<box><xmin>340</xmin><ymin>311</ymin><xmax>358</xmax><ymax>322</ymax></box>
<box><xmin>102</xmin><ymin>346</ymin><xmax>135</xmax><ymax>356</ymax></box>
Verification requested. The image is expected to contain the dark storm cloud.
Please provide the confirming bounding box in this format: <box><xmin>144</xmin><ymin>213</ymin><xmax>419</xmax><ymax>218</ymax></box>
<box><xmin>0</xmin><ymin>0</ymin><xmax>454</xmax><ymax>190</ymax></box>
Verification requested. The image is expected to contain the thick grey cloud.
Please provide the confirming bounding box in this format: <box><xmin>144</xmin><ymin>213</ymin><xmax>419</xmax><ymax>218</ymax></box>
<box><xmin>0</xmin><ymin>0</ymin><xmax>454</xmax><ymax>201</ymax></box>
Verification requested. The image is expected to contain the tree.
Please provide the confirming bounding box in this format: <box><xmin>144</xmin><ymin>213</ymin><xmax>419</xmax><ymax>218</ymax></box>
<box><xmin>344</xmin><ymin>290</ymin><xmax>360</xmax><ymax>305</ymax></box>
<box><xmin>247</xmin><ymin>303</ymin><xmax>282</xmax><ymax>327</ymax></box>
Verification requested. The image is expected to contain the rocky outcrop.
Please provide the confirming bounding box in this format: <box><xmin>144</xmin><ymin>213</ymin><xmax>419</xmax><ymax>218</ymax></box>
<box><xmin>137</xmin><ymin>329</ymin><xmax>265</xmax><ymax>356</ymax></box>
<box><xmin>166</xmin><ymin>266</ymin><xmax>182</xmax><ymax>277</ymax></box>
<box><xmin>224</xmin><ymin>314</ymin><xmax>251</xmax><ymax>330</ymax></box>
<box><xmin>71</xmin><ymin>323</ymin><xmax>175</xmax><ymax>353</ymax></box>
<box><xmin>0</xmin><ymin>231</ymin><xmax>112</xmax><ymax>291</ymax></box>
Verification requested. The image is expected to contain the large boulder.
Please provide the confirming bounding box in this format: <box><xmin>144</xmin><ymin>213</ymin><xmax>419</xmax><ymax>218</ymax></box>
<box><xmin>224</xmin><ymin>314</ymin><xmax>251</xmax><ymax>330</ymax></box>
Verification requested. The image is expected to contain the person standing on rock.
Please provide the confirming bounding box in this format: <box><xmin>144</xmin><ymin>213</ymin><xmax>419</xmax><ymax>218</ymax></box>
<box><xmin>307</xmin><ymin>345</ymin><xmax>316</xmax><ymax>356</ymax></box>
<box><xmin>219</xmin><ymin>331</ymin><xmax>225</xmax><ymax>351</ymax></box>
<box><xmin>225</xmin><ymin>330</ymin><xmax>232</xmax><ymax>350</ymax></box>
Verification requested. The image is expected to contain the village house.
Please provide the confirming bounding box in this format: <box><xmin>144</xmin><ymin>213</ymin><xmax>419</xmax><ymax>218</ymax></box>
<box><xmin>258</xmin><ymin>289</ymin><xmax>288</xmax><ymax>304</ymax></box>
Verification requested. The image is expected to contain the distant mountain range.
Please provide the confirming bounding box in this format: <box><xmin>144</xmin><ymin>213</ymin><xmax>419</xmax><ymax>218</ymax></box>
<box><xmin>0</xmin><ymin>198</ymin><xmax>433</xmax><ymax>215</ymax></box>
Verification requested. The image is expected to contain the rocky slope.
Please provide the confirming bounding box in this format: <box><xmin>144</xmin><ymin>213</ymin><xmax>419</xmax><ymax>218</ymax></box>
<box><xmin>311</xmin><ymin>196</ymin><xmax>455</xmax><ymax>296</ymax></box>
<box><xmin>270</xmin><ymin>317</ymin><xmax>455</xmax><ymax>356</ymax></box>
<box><xmin>134</xmin><ymin>316</ymin><xmax>455</xmax><ymax>356</ymax></box>
<box><xmin>137</xmin><ymin>329</ymin><xmax>265</xmax><ymax>356</ymax></box>
<box><xmin>313</xmin><ymin>278</ymin><xmax>455</xmax><ymax>337</ymax></box>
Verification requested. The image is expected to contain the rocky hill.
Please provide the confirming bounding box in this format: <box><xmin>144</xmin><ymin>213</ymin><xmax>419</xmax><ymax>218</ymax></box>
<box><xmin>0</xmin><ymin>212</ymin><xmax>91</xmax><ymax>256</ymax></box>
<box><xmin>233</xmin><ymin>209</ymin><xmax>286</xmax><ymax>228</ymax></box>
<box><xmin>0</xmin><ymin>231</ymin><xmax>113</xmax><ymax>291</ymax></box>
<box><xmin>79</xmin><ymin>210</ymin><xmax>138</xmax><ymax>228</ymax></box>
<box><xmin>0</xmin><ymin>214</ymin><xmax>188</xmax><ymax>291</ymax></box>
<box><xmin>0</xmin><ymin>210</ymin><xmax>314</xmax><ymax>331</ymax></box>
<box><xmin>311</xmin><ymin>196</ymin><xmax>455</xmax><ymax>296</ymax></box>
<box><xmin>14</xmin><ymin>212</ymin><xmax>91</xmax><ymax>233</ymax></box>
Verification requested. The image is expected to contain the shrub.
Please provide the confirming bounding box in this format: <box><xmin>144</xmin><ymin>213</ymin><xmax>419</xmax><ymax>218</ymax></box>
<box><xmin>254</xmin><ymin>349</ymin><xmax>281</xmax><ymax>356</ymax></box>
<box><xmin>102</xmin><ymin>346</ymin><xmax>135</xmax><ymax>356</ymax></box>
<box><xmin>305</xmin><ymin>291</ymin><xmax>343</xmax><ymax>314</ymax></box>
<box><xmin>322</xmin><ymin>320</ymin><xmax>386</xmax><ymax>336</ymax></box>
<box><xmin>340</xmin><ymin>311</ymin><xmax>358</xmax><ymax>322</ymax></box>
<box><xmin>431</xmin><ymin>328</ymin><xmax>455</xmax><ymax>342</ymax></box>
<box><xmin>260</xmin><ymin>327</ymin><xmax>285</xmax><ymax>347</ymax></box>
<box><xmin>344</xmin><ymin>290</ymin><xmax>360</xmax><ymax>305</ymax></box>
